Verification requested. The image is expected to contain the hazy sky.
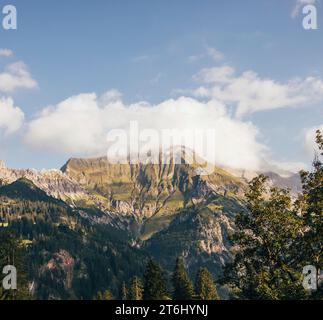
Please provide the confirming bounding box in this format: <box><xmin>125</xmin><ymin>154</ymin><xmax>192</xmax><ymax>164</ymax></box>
<box><xmin>0</xmin><ymin>0</ymin><xmax>322</xmax><ymax>171</ymax></box>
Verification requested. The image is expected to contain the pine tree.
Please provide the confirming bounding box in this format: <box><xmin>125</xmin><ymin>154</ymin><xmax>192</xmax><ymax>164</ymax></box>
<box><xmin>121</xmin><ymin>281</ymin><xmax>128</xmax><ymax>300</ymax></box>
<box><xmin>0</xmin><ymin>230</ymin><xmax>30</xmax><ymax>300</ymax></box>
<box><xmin>129</xmin><ymin>276</ymin><xmax>143</xmax><ymax>300</ymax></box>
<box><xmin>195</xmin><ymin>267</ymin><xmax>219</xmax><ymax>300</ymax></box>
<box><xmin>96</xmin><ymin>291</ymin><xmax>104</xmax><ymax>300</ymax></box>
<box><xmin>143</xmin><ymin>259</ymin><xmax>168</xmax><ymax>300</ymax></box>
<box><xmin>96</xmin><ymin>289</ymin><xmax>114</xmax><ymax>300</ymax></box>
<box><xmin>172</xmin><ymin>257</ymin><xmax>194</xmax><ymax>300</ymax></box>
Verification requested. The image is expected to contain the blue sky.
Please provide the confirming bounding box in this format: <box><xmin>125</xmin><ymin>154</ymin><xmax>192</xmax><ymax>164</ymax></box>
<box><xmin>0</xmin><ymin>0</ymin><xmax>322</xmax><ymax>171</ymax></box>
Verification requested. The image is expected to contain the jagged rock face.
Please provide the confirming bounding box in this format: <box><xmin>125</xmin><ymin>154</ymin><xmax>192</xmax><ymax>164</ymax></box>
<box><xmin>1</xmin><ymin>154</ymin><xmax>245</xmax><ymax>240</ymax></box>
<box><xmin>0</xmin><ymin>154</ymin><xmax>304</xmax><ymax>297</ymax></box>
<box><xmin>264</xmin><ymin>171</ymin><xmax>302</xmax><ymax>194</ymax></box>
<box><xmin>0</xmin><ymin>166</ymin><xmax>89</xmax><ymax>203</ymax></box>
<box><xmin>44</xmin><ymin>250</ymin><xmax>75</xmax><ymax>291</ymax></box>
<box><xmin>145</xmin><ymin>206</ymin><xmax>243</xmax><ymax>277</ymax></box>
<box><xmin>61</xmin><ymin>156</ymin><xmax>246</xmax><ymax>221</ymax></box>
<box><xmin>59</xmin><ymin>155</ymin><xmax>248</xmax><ymax>242</ymax></box>
<box><xmin>225</xmin><ymin>167</ymin><xmax>302</xmax><ymax>196</ymax></box>
<box><xmin>0</xmin><ymin>154</ymin><xmax>300</xmax><ymax>242</ymax></box>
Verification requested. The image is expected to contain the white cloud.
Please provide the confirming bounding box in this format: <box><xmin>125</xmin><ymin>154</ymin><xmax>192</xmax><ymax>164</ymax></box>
<box><xmin>193</xmin><ymin>66</ymin><xmax>323</xmax><ymax>117</ymax></box>
<box><xmin>266</xmin><ymin>160</ymin><xmax>307</xmax><ymax>175</ymax></box>
<box><xmin>25</xmin><ymin>91</ymin><xmax>269</xmax><ymax>171</ymax></box>
<box><xmin>0</xmin><ymin>96</ymin><xmax>25</xmax><ymax>134</ymax></box>
<box><xmin>188</xmin><ymin>46</ymin><xmax>224</xmax><ymax>63</ymax></box>
<box><xmin>0</xmin><ymin>48</ymin><xmax>13</xmax><ymax>57</ymax></box>
<box><xmin>206</xmin><ymin>47</ymin><xmax>224</xmax><ymax>61</ymax></box>
<box><xmin>291</xmin><ymin>0</ymin><xmax>317</xmax><ymax>18</ymax></box>
<box><xmin>0</xmin><ymin>61</ymin><xmax>38</xmax><ymax>93</ymax></box>
<box><xmin>99</xmin><ymin>89</ymin><xmax>122</xmax><ymax>104</ymax></box>
<box><xmin>194</xmin><ymin>66</ymin><xmax>235</xmax><ymax>84</ymax></box>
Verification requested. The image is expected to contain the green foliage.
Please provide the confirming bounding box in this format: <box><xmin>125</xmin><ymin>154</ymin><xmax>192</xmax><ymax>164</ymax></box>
<box><xmin>129</xmin><ymin>276</ymin><xmax>143</xmax><ymax>300</ymax></box>
<box><xmin>96</xmin><ymin>289</ymin><xmax>114</xmax><ymax>300</ymax></box>
<box><xmin>298</xmin><ymin>130</ymin><xmax>323</xmax><ymax>299</ymax></box>
<box><xmin>146</xmin><ymin>204</ymin><xmax>243</xmax><ymax>279</ymax></box>
<box><xmin>0</xmin><ymin>132</ymin><xmax>321</xmax><ymax>301</ymax></box>
<box><xmin>0</xmin><ymin>231</ymin><xmax>30</xmax><ymax>300</ymax></box>
<box><xmin>223</xmin><ymin>175</ymin><xmax>305</xmax><ymax>300</ymax></box>
<box><xmin>143</xmin><ymin>259</ymin><xmax>169</xmax><ymax>300</ymax></box>
<box><xmin>0</xmin><ymin>178</ymin><xmax>63</xmax><ymax>204</ymax></box>
<box><xmin>121</xmin><ymin>281</ymin><xmax>128</xmax><ymax>300</ymax></box>
<box><xmin>223</xmin><ymin>131</ymin><xmax>323</xmax><ymax>300</ymax></box>
<box><xmin>195</xmin><ymin>267</ymin><xmax>219</xmax><ymax>300</ymax></box>
<box><xmin>0</xmin><ymin>179</ymin><xmax>149</xmax><ymax>300</ymax></box>
<box><xmin>172</xmin><ymin>257</ymin><xmax>195</xmax><ymax>300</ymax></box>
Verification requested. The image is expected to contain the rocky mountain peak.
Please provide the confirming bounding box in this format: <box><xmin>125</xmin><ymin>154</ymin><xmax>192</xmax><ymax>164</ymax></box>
<box><xmin>0</xmin><ymin>163</ymin><xmax>90</xmax><ymax>204</ymax></box>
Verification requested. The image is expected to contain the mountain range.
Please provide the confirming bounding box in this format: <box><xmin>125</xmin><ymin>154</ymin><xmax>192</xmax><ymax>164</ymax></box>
<box><xmin>0</xmin><ymin>151</ymin><xmax>302</xmax><ymax>299</ymax></box>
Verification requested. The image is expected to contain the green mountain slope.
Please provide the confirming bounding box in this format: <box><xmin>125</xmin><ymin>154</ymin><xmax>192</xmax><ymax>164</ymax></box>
<box><xmin>0</xmin><ymin>154</ymin><xmax>250</xmax><ymax>299</ymax></box>
<box><xmin>0</xmin><ymin>178</ymin><xmax>62</xmax><ymax>203</ymax></box>
<box><xmin>145</xmin><ymin>194</ymin><xmax>246</xmax><ymax>279</ymax></box>
<box><xmin>61</xmin><ymin>154</ymin><xmax>246</xmax><ymax>239</ymax></box>
<box><xmin>0</xmin><ymin>179</ymin><xmax>150</xmax><ymax>299</ymax></box>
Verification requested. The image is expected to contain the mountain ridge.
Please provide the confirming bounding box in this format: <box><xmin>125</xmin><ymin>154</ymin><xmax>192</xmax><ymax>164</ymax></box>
<box><xmin>0</xmin><ymin>151</ymin><xmax>304</xmax><ymax>299</ymax></box>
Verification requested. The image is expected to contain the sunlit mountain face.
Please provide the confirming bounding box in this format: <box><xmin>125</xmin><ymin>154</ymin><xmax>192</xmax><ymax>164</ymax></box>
<box><xmin>0</xmin><ymin>148</ymin><xmax>303</xmax><ymax>299</ymax></box>
<box><xmin>0</xmin><ymin>0</ymin><xmax>322</xmax><ymax>302</ymax></box>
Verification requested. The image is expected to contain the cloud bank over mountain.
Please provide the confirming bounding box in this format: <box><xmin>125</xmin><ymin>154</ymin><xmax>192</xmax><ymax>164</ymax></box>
<box><xmin>25</xmin><ymin>92</ymin><xmax>267</xmax><ymax>170</ymax></box>
<box><xmin>1</xmin><ymin>46</ymin><xmax>322</xmax><ymax>173</ymax></box>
